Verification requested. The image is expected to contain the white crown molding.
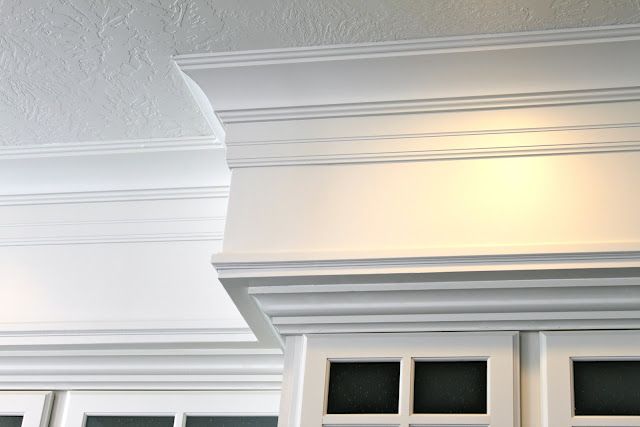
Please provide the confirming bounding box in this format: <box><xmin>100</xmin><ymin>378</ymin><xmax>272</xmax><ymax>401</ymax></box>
<box><xmin>217</xmin><ymin>86</ymin><xmax>640</xmax><ymax>124</ymax></box>
<box><xmin>225</xmin><ymin>123</ymin><xmax>640</xmax><ymax>167</ymax></box>
<box><xmin>214</xmin><ymin>247</ymin><xmax>640</xmax><ymax>278</ymax></box>
<box><xmin>175</xmin><ymin>24</ymin><xmax>640</xmax><ymax>69</ymax></box>
<box><xmin>0</xmin><ymin>216</ymin><xmax>225</xmax><ymax>246</ymax></box>
<box><xmin>260</xmin><ymin>276</ymin><xmax>640</xmax><ymax>336</ymax></box>
<box><xmin>0</xmin><ymin>350</ymin><xmax>282</xmax><ymax>390</ymax></box>
<box><xmin>0</xmin><ymin>186</ymin><xmax>229</xmax><ymax>206</ymax></box>
<box><xmin>0</xmin><ymin>136</ymin><xmax>221</xmax><ymax>160</ymax></box>
<box><xmin>214</xmin><ymin>246</ymin><xmax>640</xmax><ymax>344</ymax></box>
<box><xmin>180</xmin><ymin>25</ymin><xmax>640</xmax><ymax>168</ymax></box>
<box><xmin>0</xmin><ymin>319</ymin><xmax>255</xmax><ymax>348</ymax></box>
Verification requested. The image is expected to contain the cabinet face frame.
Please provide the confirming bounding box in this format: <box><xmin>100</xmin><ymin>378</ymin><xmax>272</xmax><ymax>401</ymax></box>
<box><xmin>541</xmin><ymin>330</ymin><xmax>640</xmax><ymax>427</ymax></box>
<box><xmin>298</xmin><ymin>332</ymin><xmax>520</xmax><ymax>427</ymax></box>
<box><xmin>0</xmin><ymin>392</ymin><xmax>53</xmax><ymax>427</ymax></box>
<box><xmin>62</xmin><ymin>391</ymin><xmax>280</xmax><ymax>427</ymax></box>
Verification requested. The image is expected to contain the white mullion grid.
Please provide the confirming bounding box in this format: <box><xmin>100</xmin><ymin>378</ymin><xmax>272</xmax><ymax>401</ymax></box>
<box><xmin>399</xmin><ymin>355</ymin><xmax>412</xmax><ymax>427</ymax></box>
<box><xmin>306</xmin><ymin>332</ymin><xmax>517</xmax><ymax>427</ymax></box>
<box><xmin>173</xmin><ymin>412</ymin><xmax>185</xmax><ymax>427</ymax></box>
<box><xmin>542</xmin><ymin>331</ymin><xmax>640</xmax><ymax>427</ymax></box>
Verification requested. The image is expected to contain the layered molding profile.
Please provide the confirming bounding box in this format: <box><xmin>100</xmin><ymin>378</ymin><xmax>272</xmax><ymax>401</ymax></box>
<box><xmin>176</xmin><ymin>24</ymin><xmax>640</xmax><ymax>69</ymax></box>
<box><xmin>220</xmin><ymin>269</ymin><xmax>640</xmax><ymax>344</ymax></box>
<box><xmin>214</xmin><ymin>246</ymin><xmax>640</xmax><ymax>278</ymax></box>
<box><xmin>0</xmin><ymin>136</ymin><xmax>221</xmax><ymax>160</ymax></box>
<box><xmin>0</xmin><ymin>320</ymin><xmax>255</xmax><ymax>348</ymax></box>
<box><xmin>224</xmin><ymin>124</ymin><xmax>640</xmax><ymax>167</ymax></box>
<box><xmin>0</xmin><ymin>349</ymin><xmax>283</xmax><ymax>390</ymax></box>
<box><xmin>178</xmin><ymin>24</ymin><xmax>640</xmax><ymax>167</ymax></box>
<box><xmin>216</xmin><ymin>86</ymin><xmax>640</xmax><ymax>124</ymax></box>
<box><xmin>214</xmin><ymin>247</ymin><xmax>640</xmax><ymax>344</ymax></box>
<box><xmin>0</xmin><ymin>216</ymin><xmax>225</xmax><ymax>246</ymax></box>
<box><xmin>0</xmin><ymin>186</ymin><xmax>229</xmax><ymax>206</ymax></box>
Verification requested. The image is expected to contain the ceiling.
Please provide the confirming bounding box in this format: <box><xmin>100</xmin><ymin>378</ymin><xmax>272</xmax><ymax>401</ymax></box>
<box><xmin>1</xmin><ymin>0</ymin><xmax>640</xmax><ymax>148</ymax></box>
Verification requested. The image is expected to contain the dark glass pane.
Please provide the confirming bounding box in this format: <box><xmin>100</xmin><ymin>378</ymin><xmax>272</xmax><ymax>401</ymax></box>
<box><xmin>574</xmin><ymin>361</ymin><xmax>640</xmax><ymax>415</ymax></box>
<box><xmin>413</xmin><ymin>361</ymin><xmax>487</xmax><ymax>414</ymax></box>
<box><xmin>185</xmin><ymin>417</ymin><xmax>278</xmax><ymax>427</ymax></box>
<box><xmin>0</xmin><ymin>416</ymin><xmax>23</xmax><ymax>427</ymax></box>
<box><xmin>85</xmin><ymin>416</ymin><xmax>174</xmax><ymax>427</ymax></box>
<box><xmin>326</xmin><ymin>361</ymin><xmax>400</xmax><ymax>414</ymax></box>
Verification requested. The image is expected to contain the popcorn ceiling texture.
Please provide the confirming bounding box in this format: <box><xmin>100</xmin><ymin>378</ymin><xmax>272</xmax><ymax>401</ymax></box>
<box><xmin>1</xmin><ymin>0</ymin><xmax>640</xmax><ymax>147</ymax></box>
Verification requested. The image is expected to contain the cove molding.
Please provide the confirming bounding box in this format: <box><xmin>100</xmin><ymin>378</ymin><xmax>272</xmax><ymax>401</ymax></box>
<box><xmin>177</xmin><ymin>24</ymin><xmax>640</xmax><ymax>168</ymax></box>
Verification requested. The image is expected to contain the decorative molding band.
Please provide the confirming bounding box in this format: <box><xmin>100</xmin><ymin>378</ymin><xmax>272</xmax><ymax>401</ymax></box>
<box><xmin>215</xmin><ymin>249</ymin><xmax>640</xmax><ymax>278</ymax></box>
<box><xmin>0</xmin><ymin>320</ymin><xmax>255</xmax><ymax>348</ymax></box>
<box><xmin>0</xmin><ymin>186</ymin><xmax>229</xmax><ymax>206</ymax></box>
<box><xmin>0</xmin><ymin>216</ymin><xmax>225</xmax><ymax>246</ymax></box>
<box><xmin>227</xmin><ymin>137</ymin><xmax>640</xmax><ymax>168</ymax></box>
<box><xmin>176</xmin><ymin>24</ymin><xmax>640</xmax><ymax>69</ymax></box>
<box><xmin>0</xmin><ymin>352</ymin><xmax>283</xmax><ymax>390</ymax></box>
<box><xmin>217</xmin><ymin>86</ymin><xmax>640</xmax><ymax>124</ymax></box>
<box><xmin>0</xmin><ymin>232</ymin><xmax>223</xmax><ymax>246</ymax></box>
<box><xmin>248</xmin><ymin>276</ymin><xmax>640</xmax><ymax>337</ymax></box>
<box><xmin>0</xmin><ymin>136</ymin><xmax>221</xmax><ymax>160</ymax></box>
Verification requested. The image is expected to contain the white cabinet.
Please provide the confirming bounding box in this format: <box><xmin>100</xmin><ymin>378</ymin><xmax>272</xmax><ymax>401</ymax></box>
<box><xmin>282</xmin><ymin>332</ymin><xmax>519</xmax><ymax>427</ymax></box>
<box><xmin>542</xmin><ymin>331</ymin><xmax>640</xmax><ymax>427</ymax></box>
<box><xmin>0</xmin><ymin>392</ymin><xmax>52</xmax><ymax>427</ymax></box>
<box><xmin>61</xmin><ymin>391</ymin><xmax>280</xmax><ymax>427</ymax></box>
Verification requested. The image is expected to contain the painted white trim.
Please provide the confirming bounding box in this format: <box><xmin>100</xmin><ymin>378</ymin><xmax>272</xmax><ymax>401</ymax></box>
<box><xmin>0</xmin><ymin>136</ymin><xmax>221</xmax><ymax>160</ymax></box>
<box><xmin>0</xmin><ymin>392</ymin><xmax>53</xmax><ymax>427</ymax></box>
<box><xmin>62</xmin><ymin>391</ymin><xmax>280</xmax><ymax>426</ymax></box>
<box><xmin>175</xmin><ymin>24</ymin><xmax>640</xmax><ymax>69</ymax></box>
<box><xmin>251</xmin><ymin>276</ymin><xmax>640</xmax><ymax>337</ymax></box>
<box><xmin>541</xmin><ymin>331</ymin><xmax>640</xmax><ymax>427</ymax></box>
<box><xmin>0</xmin><ymin>186</ymin><xmax>229</xmax><ymax>206</ymax></box>
<box><xmin>225</xmin><ymin>123</ymin><xmax>640</xmax><ymax>167</ymax></box>
<box><xmin>0</xmin><ymin>352</ymin><xmax>283</xmax><ymax>391</ymax></box>
<box><xmin>292</xmin><ymin>332</ymin><xmax>518</xmax><ymax>427</ymax></box>
<box><xmin>0</xmin><ymin>348</ymin><xmax>283</xmax><ymax>390</ymax></box>
<box><xmin>0</xmin><ymin>216</ymin><xmax>225</xmax><ymax>246</ymax></box>
<box><xmin>0</xmin><ymin>319</ymin><xmax>254</xmax><ymax>348</ymax></box>
<box><xmin>217</xmin><ymin>253</ymin><xmax>640</xmax><ymax>343</ymax></box>
<box><xmin>214</xmin><ymin>247</ymin><xmax>640</xmax><ymax>278</ymax></box>
<box><xmin>218</xmin><ymin>86</ymin><xmax>640</xmax><ymax>123</ymax></box>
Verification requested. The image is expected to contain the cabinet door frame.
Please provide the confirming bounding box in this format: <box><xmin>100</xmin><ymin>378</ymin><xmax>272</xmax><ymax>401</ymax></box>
<box><xmin>0</xmin><ymin>391</ymin><xmax>53</xmax><ymax>427</ymax></box>
<box><xmin>296</xmin><ymin>331</ymin><xmax>520</xmax><ymax>427</ymax></box>
<box><xmin>62</xmin><ymin>391</ymin><xmax>280</xmax><ymax>427</ymax></box>
<box><xmin>541</xmin><ymin>330</ymin><xmax>640</xmax><ymax>427</ymax></box>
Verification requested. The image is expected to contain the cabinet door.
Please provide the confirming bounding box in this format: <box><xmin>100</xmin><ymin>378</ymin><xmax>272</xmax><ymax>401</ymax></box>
<box><xmin>62</xmin><ymin>391</ymin><xmax>279</xmax><ymax>427</ymax></box>
<box><xmin>295</xmin><ymin>332</ymin><xmax>519</xmax><ymax>427</ymax></box>
<box><xmin>542</xmin><ymin>331</ymin><xmax>640</xmax><ymax>426</ymax></box>
<box><xmin>0</xmin><ymin>392</ymin><xmax>52</xmax><ymax>427</ymax></box>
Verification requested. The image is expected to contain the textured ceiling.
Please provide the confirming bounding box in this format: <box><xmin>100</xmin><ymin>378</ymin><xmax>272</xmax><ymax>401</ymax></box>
<box><xmin>2</xmin><ymin>0</ymin><xmax>640</xmax><ymax>147</ymax></box>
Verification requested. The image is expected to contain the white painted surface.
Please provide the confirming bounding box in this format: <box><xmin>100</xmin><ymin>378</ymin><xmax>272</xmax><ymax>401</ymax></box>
<box><xmin>223</xmin><ymin>151</ymin><xmax>640</xmax><ymax>257</ymax></box>
<box><xmin>0</xmin><ymin>349</ymin><xmax>283</xmax><ymax>391</ymax></box>
<box><xmin>0</xmin><ymin>392</ymin><xmax>53</xmax><ymax>427</ymax></box>
<box><xmin>286</xmin><ymin>332</ymin><xmax>519</xmax><ymax>427</ymax></box>
<box><xmin>60</xmin><ymin>391</ymin><xmax>279</xmax><ymax>427</ymax></box>
<box><xmin>541</xmin><ymin>330</ymin><xmax>640</xmax><ymax>426</ymax></box>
